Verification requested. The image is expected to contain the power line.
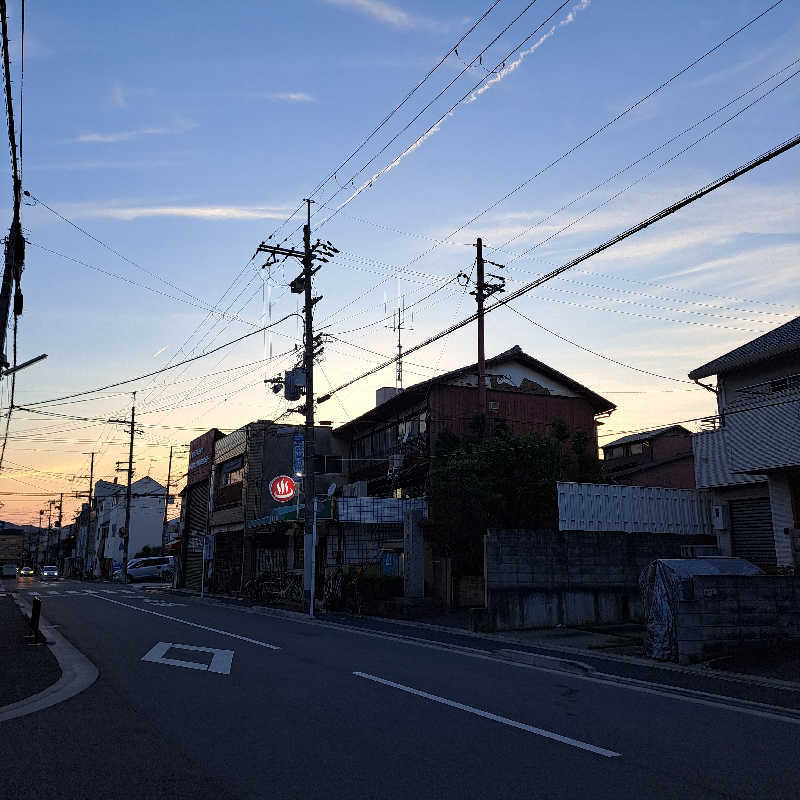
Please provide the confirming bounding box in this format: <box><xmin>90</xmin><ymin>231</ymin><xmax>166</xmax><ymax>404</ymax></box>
<box><xmin>499</xmin><ymin>56</ymin><xmax>800</xmax><ymax>252</ymax></box>
<box><xmin>22</xmin><ymin>315</ymin><xmax>297</xmax><ymax>408</ymax></box>
<box><xmin>313</xmin><ymin>0</ymin><xmax>571</xmax><ymax>232</ymax></box>
<box><xmin>332</xmin><ymin>0</ymin><xmax>786</xmax><ymax>324</ymax></box>
<box><xmin>504</xmin><ymin>303</ymin><xmax>698</xmax><ymax>385</ymax></box>
<box><xmin>317</xmin><ymin>133</ymin><xmax>800</xmax><ymax>404</ymax></box>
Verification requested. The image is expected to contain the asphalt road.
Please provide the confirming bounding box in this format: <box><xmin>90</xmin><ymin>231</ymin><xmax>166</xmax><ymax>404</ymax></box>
<box><xmin>3</xmin><ymin>577</ymin><xmax>800</xmax><ymax>799</ymax></box>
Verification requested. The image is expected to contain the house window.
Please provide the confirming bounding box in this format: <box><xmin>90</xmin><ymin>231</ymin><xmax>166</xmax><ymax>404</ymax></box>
<box><xmin>98</xmin><ymin>501</ymin><xmax>104</xmax><ymax>512</ymax></box>
<box><xmin>112</xmin><ymin>495</ymin><xmax>119</xmax><ymax>507</ymax></box>
<box><xmin>769</xmin><ymin>374</ymin><xmax>800</xmax><ymax>394</ymax></box>
<box><xmin>630</xmin><ymin>443</ymin><xmax>644</xmax><ymax>455</ymax></box>
<box><xmin>610</xmin><ymin>446</ymin><xmax>625</xmax><ymax>459</ymax></box>
<box><xmin>220</xmin><ymin>456</ymin><xmax>244</xmax><ymax>486</ymax></box>
<box><xmin>324</xmin><ymin>455</ymin><xmax>342</xmax><ymax>474</ymax></box>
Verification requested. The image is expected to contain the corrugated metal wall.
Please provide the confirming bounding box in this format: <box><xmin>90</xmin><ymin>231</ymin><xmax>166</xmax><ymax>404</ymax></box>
<box><xmin>557</xmin><ymin>481</ymin><xmax>711</xmax><ymax>534</ymax></box>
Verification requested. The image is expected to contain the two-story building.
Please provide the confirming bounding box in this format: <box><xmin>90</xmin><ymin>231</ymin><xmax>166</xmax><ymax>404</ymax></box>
<box><xmin>602</xmin><ymin>425</ymin><xmax>695</xmax><ymax>489</ymax></box>
<box><xmin>183</xmin><ymin>420</ymin><xmax>347</xmax><ymax>594</ymax></box>
<box><xmin>333</xmin><ymin>344</ymin><xmax>615</xmax><ymax>498</ymax></box>
<box><xmin>91</xmin><ymin>476</ymin><xmax>167</xmax><ymax>576</ymax></box>
<box><xmin>690</xmin><ymin>316</ymin><xmax>800</xmax><ymax>573</ymax></box>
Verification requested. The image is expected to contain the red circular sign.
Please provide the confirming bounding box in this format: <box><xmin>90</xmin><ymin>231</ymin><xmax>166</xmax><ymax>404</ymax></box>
<box><xmin>270</xmin><ymin>475</ymin><xmax>296</xmax><ymax>503</ymax></box>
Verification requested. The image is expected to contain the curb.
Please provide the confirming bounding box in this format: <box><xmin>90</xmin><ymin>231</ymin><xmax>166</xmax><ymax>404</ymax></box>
<box><xmin>166</xmin><ymin>587</ymin><xmax>800</xmax><ymax>694</ymax></box>
<box><xmin>0</xmin><ymin>593</ymin><xmax>99</xmax><ymax>723</ymax></box>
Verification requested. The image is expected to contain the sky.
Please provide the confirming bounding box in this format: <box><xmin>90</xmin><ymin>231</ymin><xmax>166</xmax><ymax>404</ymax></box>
<box><xmin>0</xmin><ymin>0</ymin><xmax>798</xmax><ymax>526</ymax></box>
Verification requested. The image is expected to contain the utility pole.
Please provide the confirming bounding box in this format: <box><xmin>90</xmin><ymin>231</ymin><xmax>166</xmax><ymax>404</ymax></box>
<box><xmin>461</xmin><ymin>239</ymin><xmax>505</xmax><ymax>421</ymax></box>
<box><xmin>82</xmin><ymin>453</ymin><xmax>94</xmax><ymax>575</ymax></box>
<box><xmin>56</xmin><ymin>492</ymin><xmax>63</xmax><ymax>560</ymax></box>
<box><xmin>0</xmin><ymin>0</ymin><xmax>24</xmax><ymax>369</ymax></box>
<box><xmin>302</xmin><ymin>199</ymin><xmax>317</xmax><ymax>611</ymax></box>
<box><xmin>161</xmin><ymin>445</ymin><xmax>173</xmax><ymax>552</ymax></box>
<box><xmin>476</xmin><ymin>238</ymin><xmax>486</xmax><ymax>415</ymax></box>
<box><xmin>120</xmin><ymin>394</ymin><xmax>136</xmax><ymax>584</ymax></box>
<box><xmin>256</xmin><ymin>200</ymin><xmax>339</xmax><ymax>612</ymax></box>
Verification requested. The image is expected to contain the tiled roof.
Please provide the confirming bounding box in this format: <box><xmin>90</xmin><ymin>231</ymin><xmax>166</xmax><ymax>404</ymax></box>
<box><xmin>689</xmin><ymin>316</ymin><xmax>800</xmax><ymax>380</ymax></box>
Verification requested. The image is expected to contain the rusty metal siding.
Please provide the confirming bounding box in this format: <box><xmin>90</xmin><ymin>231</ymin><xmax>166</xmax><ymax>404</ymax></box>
<box><xmin>429</xmin><ymin>384</ymin><xmax>598</xmax><ymax>443</ymax></box>
<box><xmin>557</xmin><ymin>481</ymin><xmax>711</xmax><ymax>534</ymax></box>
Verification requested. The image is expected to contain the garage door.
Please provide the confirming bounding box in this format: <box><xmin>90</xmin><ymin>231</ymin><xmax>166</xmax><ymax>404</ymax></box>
<box><xmin>729</xmin><ymin>497</ymin><xmax>776</xmax><ymax>573</ymax></box>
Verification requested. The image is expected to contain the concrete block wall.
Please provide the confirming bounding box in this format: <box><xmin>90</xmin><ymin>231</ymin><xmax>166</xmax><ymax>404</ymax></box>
<box><xmin>674</xmin><ymin>575</ymin><xmax>800</xmax><ymax>664</ymax></box>
<box><xmin>484</xmin><ymin>529</ymin><xmax>712</xmax><ymax>631</ymax></box>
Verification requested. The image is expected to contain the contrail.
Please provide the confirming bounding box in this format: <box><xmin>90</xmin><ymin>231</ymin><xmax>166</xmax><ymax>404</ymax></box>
<box><xmin>335</xmin><ymin>0</ymin><xmax>590</xmax><ymax>212</ymax></box>
<box><xmin>151</xmin><ymin>345</ymin><xmax>168</xmax><ymax>358</ymax></box>
<box><xmin>467</xmin><ymin>0</ymin><xmax>590</xmax><ymax>103</ymax></box>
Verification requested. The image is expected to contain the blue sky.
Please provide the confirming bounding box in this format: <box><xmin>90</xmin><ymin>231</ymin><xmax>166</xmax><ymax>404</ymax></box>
<box><xmin>1</xmin><ymin>0</ymin><xmax>799</xmax><ymax>522</ymax></box>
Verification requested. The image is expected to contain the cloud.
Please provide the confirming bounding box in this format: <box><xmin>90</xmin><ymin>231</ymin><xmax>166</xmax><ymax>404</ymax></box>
<box><xmin>264</xmin><ymin>91</ymin><xmax>315</xmax><ymax>102</ymax></box>
<box><xmin>67</xmin><ymin>204</ymin><xmax>294</xmax><ymax>221</ymax></box>
<box><xmin>110</xmin><ymin>85</ymin><xmax>128</xmax><ymax>109</ymax></box>
<box><xmin>323</xmin><ymin>0</ymin><xmax>414</xmax><ymax>28</ymax></box>
<box><xmin>73</xmin><ymin>116</ymin><xmax>196</xmax><ymax>144</ymax></box>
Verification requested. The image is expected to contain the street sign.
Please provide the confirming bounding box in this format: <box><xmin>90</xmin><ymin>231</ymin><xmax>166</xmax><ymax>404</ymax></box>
<box><xmin>270</xmin><ymin>475</ymin><xmax>296</xmax><ymax>503</ymax></box>
<box><xmin>293</xmin><ymin>434</ymin><xmax>304</xmax><ymax>476</ymax></box>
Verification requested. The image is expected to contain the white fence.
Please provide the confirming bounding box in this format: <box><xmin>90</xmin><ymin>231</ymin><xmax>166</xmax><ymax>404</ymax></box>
<box><xmin>557</xmin><ymin>482</ymin><xmax>710</xmax><ymax>534</ymax></box>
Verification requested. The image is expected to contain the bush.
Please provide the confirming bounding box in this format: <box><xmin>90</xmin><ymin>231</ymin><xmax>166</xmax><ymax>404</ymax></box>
<box><xmin>355</xmin><ymin>574</ymin><xmax>403</xmax><ymax>603</ymax></box>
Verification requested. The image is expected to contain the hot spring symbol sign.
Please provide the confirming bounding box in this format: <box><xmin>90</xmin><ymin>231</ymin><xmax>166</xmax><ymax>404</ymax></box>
<box><xmin>270</xmin><ymin>475</ymin><xmax>296</xmax><ymax>503</ymax></box>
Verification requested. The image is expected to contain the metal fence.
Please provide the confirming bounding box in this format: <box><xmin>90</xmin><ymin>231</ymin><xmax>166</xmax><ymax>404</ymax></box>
<box><xmin>557</xmin><ymin>481</ymin><xmax>711</xmax><ymax>535</ymax></box>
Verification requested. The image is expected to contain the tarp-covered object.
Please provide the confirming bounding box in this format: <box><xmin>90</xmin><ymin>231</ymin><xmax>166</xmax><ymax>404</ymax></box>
<box><xmin>639</xmin><ymin>558</ymin><xmax>763</xmax><ymax>661</ymax></box>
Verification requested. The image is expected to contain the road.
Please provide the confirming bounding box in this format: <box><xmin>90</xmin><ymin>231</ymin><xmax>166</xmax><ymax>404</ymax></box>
<box><xmin>3</xmin><ymin>576</ymin><xmax>800</xmax><ymax>799</ymax></box>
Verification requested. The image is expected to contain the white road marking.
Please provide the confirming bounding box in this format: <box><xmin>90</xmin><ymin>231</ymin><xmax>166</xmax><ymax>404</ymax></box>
<box><xmin>353</xmin><ymin>671</ymin><xmax>621</xmax><ymax>758</ymax></box>
<box><xmin>142</xmin><ymin>599</ymin><xmax>185</xmax><ymax>607</ymax></box>
<box><xmin>88</xmin><ymin>593</ymin><xmax>280</xmax><ymax>650</ymax></box>
<box><xmin>141</xmin><ymin>641</ymin><xmax>234</xmax><ymax>675</ymax></box>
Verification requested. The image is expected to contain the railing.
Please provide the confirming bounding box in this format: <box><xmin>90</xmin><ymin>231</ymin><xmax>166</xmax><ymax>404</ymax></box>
<box><xmin>214</xmin><ymin>482</ymin><xmax>242</xmax><ymax>509</ymax></box>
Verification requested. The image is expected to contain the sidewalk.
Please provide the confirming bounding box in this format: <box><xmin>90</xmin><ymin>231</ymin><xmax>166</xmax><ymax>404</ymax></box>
<box><xmin>0</xmin><ymin>590</ymin><xmax>61</xmax><ymax>707</ymax></box>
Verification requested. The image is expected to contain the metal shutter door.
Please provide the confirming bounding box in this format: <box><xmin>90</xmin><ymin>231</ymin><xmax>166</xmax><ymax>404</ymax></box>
<box><xmin>729</xmin><ymin>497</ymin><xmax>776</xmax><ymax>572</ymax></box>
<box><xmin>185</xmin><ymin>550</ymin><xmax>202</xmax><ymax>590</ymax></box>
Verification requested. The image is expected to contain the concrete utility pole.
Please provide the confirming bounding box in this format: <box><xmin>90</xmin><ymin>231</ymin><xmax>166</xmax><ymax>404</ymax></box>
<box><xmin>469</xmin><ymin>238</ymin><xmax>505</xmax><ymax>420</ymax></box>
<box><xmin>83</xmin><ymin>453</ymin><xmax>94</xmax><ymax>575</ymax></box>
<box><xmin>255</xmin><ymin>201</ymin><xmax>339</xmax><ymax>610</ymax></box>
<box><xmin>56</xmin><ymin>493</ymin><xmax>63</xmax><ymax>560</ymax></box>
<box><xmin>0</xmin><ymin>0</ymin><xmax>24</xmax><ymax>370</ymax></box>
<box><xmin>475</xmin><ymin>237</ymin><xmax>486</xmax><ymax>416</ymax></box>
<box><xmin>120</xmin><ymin>394</ymin><xmax>136</xmax><ymax>584</ymax></box>
<box><xmin>302</xmin><ymin>198</ymin><xmax>316</xmax><ymax>609</ymax></box>
<box><xmin>161</xmin><ymin>445</ymin><xmax>172</xmax><ymax>552</ymax></box>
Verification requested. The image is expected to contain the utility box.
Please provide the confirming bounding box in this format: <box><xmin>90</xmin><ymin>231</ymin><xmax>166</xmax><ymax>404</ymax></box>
<box><xmin>284</xmin><ymin>368</ymin><xmax>306</xmax><ymax>401</ymax></box>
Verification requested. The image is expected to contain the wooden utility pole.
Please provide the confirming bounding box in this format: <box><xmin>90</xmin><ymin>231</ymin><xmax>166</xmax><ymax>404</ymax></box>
<box><xmin>120</xmin><ymin>394</ymin><xmax>136</xmax><ymax>584</ymax></box>
<box><xmin>476</xmin><ymin>237</ymin><xmax>486</xmax><ymax>416</ymax></box>
<box><xmin>161</xmin><ymin>445</ymin><xmax>172</xmax><ymax>552</ymax></box>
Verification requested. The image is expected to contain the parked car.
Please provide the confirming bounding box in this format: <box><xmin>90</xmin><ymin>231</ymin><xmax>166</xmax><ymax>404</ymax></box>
<box><xmin>114</xmin><ymin>556</ymin><xmax>174</xmax><ymax>583</ymax></box>
<box><xmin>41</xmin><ymin>565</ymin><xmax>59</xmax><ymax>580</ymax></box>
